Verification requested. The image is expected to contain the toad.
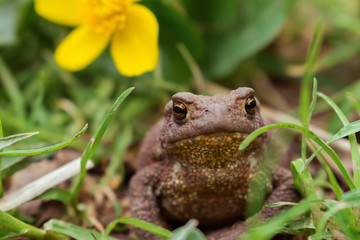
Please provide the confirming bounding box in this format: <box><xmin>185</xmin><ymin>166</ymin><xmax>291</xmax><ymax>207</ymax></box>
<box><xmin>130</xmin><ymin>87</ymin><xmax>298</xmax><ymax>240</ymax></box>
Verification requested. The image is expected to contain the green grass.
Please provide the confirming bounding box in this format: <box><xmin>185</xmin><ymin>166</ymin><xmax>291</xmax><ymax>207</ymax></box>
<box><xmin>0</xmin><ymin>87</ymin><xmax>134</xmax><ymax>239</ymax></box>
<box><xmin>234</xmin><ymin>19</ymin><xmax>360</xmax><ymax>239</ymax></box>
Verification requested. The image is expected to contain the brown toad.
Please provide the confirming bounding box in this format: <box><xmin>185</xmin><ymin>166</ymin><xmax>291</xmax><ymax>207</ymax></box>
<box><xmin>130</xmin><ymin>87</ymin><xmax>298</xmax><ymax>240</ymax></box>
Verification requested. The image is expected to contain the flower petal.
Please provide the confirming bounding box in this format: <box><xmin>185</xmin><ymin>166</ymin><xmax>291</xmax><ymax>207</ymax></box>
<box><xmin>55</xmin><ymin>26</ymin><xmax>111</xmax><ymax>71</ymax></box>
<box><xmin>111</xmin><ymin>4</ymin><xmax>159</xmax><ymax>77</ymax></box>
<box><xmin>35</xmin><ymin>0</ymin><xmax>81</xmax><ymax>27</ymax></box>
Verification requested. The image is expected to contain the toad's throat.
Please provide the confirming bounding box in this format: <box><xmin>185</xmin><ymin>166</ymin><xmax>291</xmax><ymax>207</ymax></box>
<box><xmin>165</xmin><ymin>132</ymin><xmax>263</xmax><ymax>168</ymax></box>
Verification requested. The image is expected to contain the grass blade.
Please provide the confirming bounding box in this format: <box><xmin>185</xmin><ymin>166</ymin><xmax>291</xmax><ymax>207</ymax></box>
<box><xmin>327</xmin><ymin>120</ymin><xmax>360</xmax><ymax>142</ymax></box>
<box><xmin>44</xmin><ymin>219</ymin><xmax>114</xmax><ymax>240</ymax></box>
<box><xmin>317</xmin><ymin>92</ymin><xmax>360</xmax><ymax>187</ymax></box>
<box><xmin>0</xmin><ymin>132</ymin><xmax>39</xmax><ymax>150</ymax></box>
<box><xmin>347</xmin><ymin>93</ymin><xmax>360</xmax><ymax>115</ymax></box>
<box><xmin>0</xmin><ymin>124</ymin><xmax>87</xmax><ymax>157</ymax></box>
<box><xmin>0</xmin><ymin>56</ymin><xmax>25</xmax><ymax>119</ymax></box>
<box><xmin>300</xmin><ymin>20</ymin><xmax>323</xmax><ymax>124</ymax></box>
<box><xmin>0</xmin><ymin>229</ymin><xmax>29</xmax><ymax>239</ymax></box>
<box><xmin>71</xmin><ymin>87</ymin><xmax>134</xmax><ymax>204</ymax></box>
<box><xmin>169</xmin><ymin>219</ymin><xmax>206</xmax><ymax>240</ymax></box>
<box><xmin>291</xmin><ymin>158</ymin><xmax>316</xmax><ymax>197</ymax></box>
<box><xmin>299</xmin><ymin>20</ymin><xmax>323</xmax><ymax>160</ymax></box>
<box><xmin>291</xmin><ymin>158</ymin><xmax>321</xmax><ymax>226</ymax></box>
<box><xmin>0</xmin><ymin>210</ymin><xmax>46</xmax><ymax>240</ymax></box>
<box><xmin>102</xmin><ymin>217</ymin><xmax>171</xmax><ymax>239</ymax></box>
<box><xmin>307</xmin><ymin>141</ymin><xmax>343</xmax><ymax>199</ymax></box>
<box><xmin>301</xmin><ymin>119</ymin><xmax>360</xmax><ymax>178</ymax></box>
<box><xmin>177</xmin><ymin>43</ymin><xmax>206</xmax><ymax>92</ymax></box>
<box><xmin>104</xmin><ymin>124</ymin><xmax>132</xmax><ymax>186</ymax></box>
<box><xmin>307</xmin><ymin>78</ymin><xmax>318</xmax><ymax>123</ymax></box>
<box><xmin>35</xmin><ymin>188</ymin><xmax>72</xmax><ymax>204</ymax></box>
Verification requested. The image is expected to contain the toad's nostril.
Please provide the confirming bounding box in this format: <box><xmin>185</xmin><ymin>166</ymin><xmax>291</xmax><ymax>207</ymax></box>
<box><xmin>204</xmin><ymin>109</ymin><xmax>210</xmax><ymax>114</ymax></box>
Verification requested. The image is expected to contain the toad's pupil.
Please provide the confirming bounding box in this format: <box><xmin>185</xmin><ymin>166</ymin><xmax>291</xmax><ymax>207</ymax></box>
<box><xmin>174</xmin><ymin>106</ymin><xmax>184</xmax><ymax>113</ymax></box>
<box><xmin>248</xmin><ymin>99</ymin><xmax>256</xmax><ymax>108</ymax></box>
<box><xmin>245</xmin><ymin>97</ymin><xmax>256</xmax><ymax>114</ymax></box>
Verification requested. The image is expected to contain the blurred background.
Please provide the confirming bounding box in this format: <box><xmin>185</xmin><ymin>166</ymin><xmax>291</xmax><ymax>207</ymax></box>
<box><xmin>0</xmin><ymin>0</ymin><xmax>360</xmax><ymax>159</ymax></box>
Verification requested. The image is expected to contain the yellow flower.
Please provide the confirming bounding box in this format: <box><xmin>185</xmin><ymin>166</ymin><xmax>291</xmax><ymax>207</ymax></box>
<box><xmin>35</xmin><ymin>0</ymin><xmax>159</xmax><ymax>77</ymax></box>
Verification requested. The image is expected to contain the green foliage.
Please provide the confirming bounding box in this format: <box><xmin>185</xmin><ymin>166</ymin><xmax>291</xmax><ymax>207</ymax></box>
<box><xmin>240</xmin><ymin>199</ymin><xmax>323</xmax><ymax>240</ymax></box>
<box><xmin>239</xmin><ymin>113</ymin><xmax>360</xmax><ymax>239</ymax></box>
<box><xmin>103</xmin><ymin>124</ymin><xmax>133</xmax><ymax>185</ymax></box>
<box><xmin>239</xmin><ymin>78</ymin><xmax>360</xmax><ymax>238</ymax></box>
<box><xmin>237</xmin><ymin>19</ymin><xmax>360</xmax><ymax>237</ymax></box>
<box><xmin>240</xmin><ymin>122</ymin><xmax>357</xmax><ymax>189</ymax></box>
<box><xmin>0</xmin><ymin>88</ymin><xmax>134</xmax><ymax>239</ymax></box>
<box><xmin>203</xmin><ymin>0</ymin><xmax>296</xmax><ymax>77</ymax></box>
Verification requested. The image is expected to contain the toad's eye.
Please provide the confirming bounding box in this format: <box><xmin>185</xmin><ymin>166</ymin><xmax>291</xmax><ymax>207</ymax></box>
<box><xmin>173</xmin><ymin>101</ymin><xmax>187</xmax><ymax>119</ymax></box>
<box><xmin>245</xmin><ymin>96</ymin><xmax>256</xmax><ymax>114</ymax></box>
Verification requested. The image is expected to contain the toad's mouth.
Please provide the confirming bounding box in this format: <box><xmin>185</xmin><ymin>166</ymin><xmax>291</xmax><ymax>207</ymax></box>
<box><xmin>164</xmin><ymin>132</ymin><xmax>265</xmax><ymax>167</ymax></box>
<box><xmin>172</xmin><ymin>132</ymin><xmax>248</xmax><ymax>147</ymax></box>
<box><xmin>167</xmin><ymin>132</ymin><xmax>264</xmax><ymax>148</ymax></box>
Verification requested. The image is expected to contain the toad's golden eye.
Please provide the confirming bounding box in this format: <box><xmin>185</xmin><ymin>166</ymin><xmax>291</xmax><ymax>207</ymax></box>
<box><xmin>173</xmin><ymin>101</ymin><xmax>187</xmax><ymax>119</ymax></box>
<box><xmin>245</xmin><ymin>96</ymin><xmax>256</xmax><ymax>114</ymax></box>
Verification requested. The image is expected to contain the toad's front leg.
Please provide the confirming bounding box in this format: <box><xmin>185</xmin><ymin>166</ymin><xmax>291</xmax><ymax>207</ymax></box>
<box><xmin>262</xmin><ymin>167</ymin><xmax>299</xmax><ymax>219</ymax></box>
<box><xmin>129</xmin><ymin>163</ymin><xmax>164</xmax><ymax>240</ymax></box>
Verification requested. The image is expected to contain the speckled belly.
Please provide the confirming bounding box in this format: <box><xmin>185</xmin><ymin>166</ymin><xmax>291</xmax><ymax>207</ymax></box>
<box><xmin>160</xmin><ymin>189</ymin><xmax>247</xmax><ymax>226</ymax></box>
<box><xmin>158</xmin><ymin>163</ymin><xmax>254</xmax><ymax>226</ymax></box>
